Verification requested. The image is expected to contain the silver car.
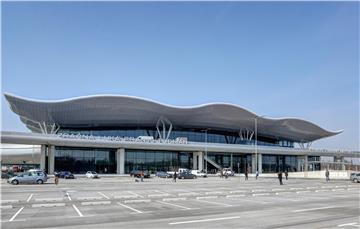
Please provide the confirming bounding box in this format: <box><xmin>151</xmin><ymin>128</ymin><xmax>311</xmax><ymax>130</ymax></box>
<box><xmin>350</xmin><ymin>173</ymin><xmax>360</xmax><ymax>183</ymax></box>
<box><xmin>8</xmin><ymin>171</ymin><xmax>48</xmax><ymax>185</ymax></box>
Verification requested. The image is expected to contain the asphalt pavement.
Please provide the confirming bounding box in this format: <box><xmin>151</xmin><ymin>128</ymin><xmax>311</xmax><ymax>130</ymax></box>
<box><xmin>1</xmin><ymin>175</ymin><xmax>359</xmax><ymax>229</ymax></box>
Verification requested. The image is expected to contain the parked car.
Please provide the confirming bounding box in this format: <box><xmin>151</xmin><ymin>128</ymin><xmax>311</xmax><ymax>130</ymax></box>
<box><xmin>155</xmin><ymin>171</ymin><xmax>171</xmax><ymax>178</ymax></box>
<box><xmin>178</xmin><ymin>171</ymin><xmax>197</xmax><ymax>179</ymax></box>
<box><xmin>85</xmin><ymin>171</ymin><xmax>99</xmax><ymax>179</ymax></box>
<box><xmin>1</xmin><ymin>171</ymin><xmax>15</xmax><ymax>179</ymax></box>
<box><xmin>58</xmin><ymin>171</ymin><xmax>75</xmax><ymax>179</ymax></box>
<box><xmin>8</xmin><ymin>171</ymin><xmax>48</xmax><ymax>185</ymax></box>
<box><xmin>221</xmin><ymin>168</ymin><xmax>235</xmax><ymax>176</ymax></box>
<box><xmin>350</xmin><ymin>173</ymin><xmax>360</xmax><ymax>183</ymax></box>
<box><xmin>167</xmin><ymin>168</ymin><xmax>190</xmax><ymax>176</ymax></box>
<box><xmin>130</xmin><ymin>170</ymin><xmax>150</xmax><ymax>178</ymax></box>
<box><xmin>191</xmin><ymin>170</ymin><xmax>207</xmax><ymax>178</ymax></box>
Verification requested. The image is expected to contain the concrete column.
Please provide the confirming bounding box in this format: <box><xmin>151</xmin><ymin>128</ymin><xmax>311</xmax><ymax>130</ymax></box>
<box><xmin>251</xmin><ymin>154</ymin><xmax>256</xmax><ymax>173</ymax></box>
<box><xmin>193</xmin><ymin>152</ymin><xmax>203</xmax><ymax>171</ymax></box>
<box><xmin>116</xmin><ymin>148</ymin><xmax>125</xmax><ymax>174</ymax></box>
<box><xmin>193</xmin><ymin>153</ymin><xmax>198</xmax><ymax>170</ymax></box>
<box><xmin>230</xmin><ymin>154</ymin><xmax>233</xmax><ymax>169</ymax></box>
<box><xmin>40</xmin><ymin>145</ymin><xmax>46</xmax><ymax>171</ymax></box>
<box><xmin>48</xmin><ymin>146</ymin><xmax>55</xmax><ymax>174</ymax></box>
<box><xmin>258</xmin><ymin>153</ymin><xmax>262</xmax><ymax>174</ymax></box>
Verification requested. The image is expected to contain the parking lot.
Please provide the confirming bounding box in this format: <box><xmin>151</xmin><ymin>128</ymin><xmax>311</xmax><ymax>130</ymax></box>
<box><xmin>1</xmin><ymin>176</ymin><xmax>359</xmax><ymax>228</ymax></box>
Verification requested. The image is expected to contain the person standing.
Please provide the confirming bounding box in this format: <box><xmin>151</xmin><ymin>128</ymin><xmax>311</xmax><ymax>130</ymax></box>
<box><xmin>54</xmin><ymin>172</ymin><xmax>59</xmax><ymax>185</ymax></box>
<box><xmin>140</xmin><ymin>171</ymin><xmax>144</xmax><ymax>182</ymax></box>
<box><xmin>173</xmin><ymin>171</ymin><xmax>177</xmax><ymax>182</ymax></box>
<box><xmin>285</xmin><ymin>170</ymin><xmax>288</xmax><ymax>180</ymax></box>
<box><xmin>255</xmin><ymin>170</ymin><xmax>259</xmax><ymax>180</ymax></box>
<box><xmin>278</xmin><ymin>171</ymin><xmax>283</xmax><ymax>185</ymax></box>
<box><xmin>245</xmin><ymin>170</ymin><xmax>248</xmax><ymax>180</ymax></box>
<box><xmin>325</xmin><ymin>169</ymin><xmax>330</xmax><ymax>182</ymax></box>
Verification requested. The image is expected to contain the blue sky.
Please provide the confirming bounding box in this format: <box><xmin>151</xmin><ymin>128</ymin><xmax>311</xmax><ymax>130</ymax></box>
<box><xmin>1</xmin><ymin>2</ymin><xmax>359</xmax><ymax>150</ymax></box>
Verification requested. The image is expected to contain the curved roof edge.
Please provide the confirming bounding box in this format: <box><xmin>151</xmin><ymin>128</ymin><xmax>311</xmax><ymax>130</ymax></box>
<box><xmin>4</xmin><ymin>92</ymin><xmax>342</xmax><ymax>142</ymax></box>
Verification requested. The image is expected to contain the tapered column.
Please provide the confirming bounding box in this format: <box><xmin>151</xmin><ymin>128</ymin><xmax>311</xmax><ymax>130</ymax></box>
<box><xmin>193</xmin><ymin>152</ymin><xmax>203</xmax><ymax>171</ymax></box>
<box><xmin>48</xmin><ymin>146</ymin><xmax>55</xmax><ymax>174</ymax></box>
<box><xmin>40</xmin><ymin>145</ymin><xmax>46</xmax><ymax>171</ymax></box>
<box><xmin>116</xmin><ymin>148</ymin><xmax>125</xmax><ymax>174</ymax></box>
<box><xmin>251</xmin><ymin>154</ymin><xmax>256</xmax><ymax>173</ymax></box>
<box><xmin>258</xmin><ymin>153</ymin><xmax>262</xmax><ymax>174</ymax></box>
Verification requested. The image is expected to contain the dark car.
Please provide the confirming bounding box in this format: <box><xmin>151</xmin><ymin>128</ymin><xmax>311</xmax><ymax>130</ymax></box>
<box><xmin>130</xmin><ymin>170</ymin><xmax>150</xmax><ymax>178</ymax></box>
<box><xmin>1</xmin><ymin>171</ymin><xmax>15</xmax><ymax>179</ymax></box>
<box><xmin>155</xmin><ymin>171</ymin><xmax>171</xmax><ymax>178</ymax></box>
<box><xmin>58</xmin><ymin>171</ymin><xmax>75</xmax><ymax>179</ymax></box>
<box><xmin>178</xmin><ymin>171</ymin><xmax>197</xmax><ymax>179</ymax></box>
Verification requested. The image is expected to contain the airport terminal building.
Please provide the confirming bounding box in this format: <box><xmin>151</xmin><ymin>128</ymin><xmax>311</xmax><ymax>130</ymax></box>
<box><xmin>2</xmin><ymin>93</ymin><xmax>357</xmax><ymax>175</ymax></box>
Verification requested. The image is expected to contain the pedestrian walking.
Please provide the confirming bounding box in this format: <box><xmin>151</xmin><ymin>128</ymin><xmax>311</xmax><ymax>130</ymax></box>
<box><xmin>285</xmin><ymin>170</ymin><xmax>288</xmax><ymax>180</ymax></box>
<box><xmin>140</xmin><ymin>171</ymin><xmax>144</xmax><ymax>182</ymax></box>
<box><xmin>220</xmin><ymin>169</ymin><xmax>223</xmax><ymax>179</ymax></box>
<box><xmin>277</xmin><ymin>171</ymin><xmax>283</xmax><ymax>185</ymax></box>
<box><xmin>255</xmin><ymin>170</ymin><xmax>259</xmax><ymax>180</ymax></box>
<box><xmin>173</xmin><ymin>171</ymin><xmax>177</xmax><ymax>182</ymax></box>
<box><xmin>54</xmin><ymin>172</ymin><xmax>59</xmax><ymax>185</ymax></box>
<box><xmin>325</xmin><ymin>169</ymin><xmax>330</xmax><ymax>182</ymax></box>
<box><xmin>245</xmin><ymin>170</ymin><xmax>248</xmax><ymax>180</ymax></box>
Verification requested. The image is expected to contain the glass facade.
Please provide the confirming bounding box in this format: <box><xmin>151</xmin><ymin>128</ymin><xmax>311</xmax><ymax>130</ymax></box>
<box><xmin>59</xmin><ymin>127</ymin><xmax>294</xmax><ymax>148</ymax></box>
<box><xmin>54</xmin><ymin>147</ymin><xmax>116</xmax><ymax>174</ymax></box>
<box><xmin>262</xmin><ymin>155</ymin><xmax>297</xmax><ymax>173</ymax></box>
<box><xmin>206</xmin><ymin>153</ymin><xmax>252</xmax><ymax>174</ymax></box>
<box><xmin>125</xmin><ymin>150</ymin><xmax>192</xmax><ymax>174</ymax></box>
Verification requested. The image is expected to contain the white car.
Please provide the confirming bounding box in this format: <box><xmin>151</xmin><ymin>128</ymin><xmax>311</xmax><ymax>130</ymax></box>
<box><xmin>191</xmin><ymin>170</ymin><xmax>207</xmax><ymax>178</ymax></box>
<box><xmin>86</xmin><ymin>171</ymin><xmax>99</xmax><ymax>179</ymax></box>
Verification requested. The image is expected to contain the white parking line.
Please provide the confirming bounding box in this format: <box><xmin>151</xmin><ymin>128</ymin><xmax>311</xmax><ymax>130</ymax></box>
<box><xmin>26</xmin><ymin>194</ymin><xmax>33</xmax><ymax>202</ymax></box>
<box><xmin>97</xmin><ymin>192</ymin><xmax>110</xmax><ymax>200</ymax></box>
<box><xmin>169</xmin><ymin>216</ymin><xmax>240</xmax><ymax>225</ymax></box>
<box><xmin>338</xmin><ymin>222</ymin><xmax>359</xmax><ymax>227</ymax></box>
<box><xmin>72</xmin><ymin>204</ymin><xmax>83</xmax><ymax>217</ymax></box>
<box><xmin>117</xmin><ymin>202</ymin><xmax>143</xmax><ymax>213</ymax></box>
<box><xmin>292</xmin><ymin>206</ymin><xmax>336</xmax><ymax>213</ymax></box>
<box><xmin>9</xmin><ymin>207</ymin><xmax>24</xmax><ymax>222</ymax></box>
<box><xmin>66</xmin><ymin>193</ymin><xmax>72</xmax><ymax>201</ymax></box>
<box><xmin>156</xmin><ymin>201</ymin><xmax>191</xmax><ymax>210</ymax></box>
<box><xmin>196</xmin><ymin>199</ymin><xmax>232</xmax><ymax>207</ymax></box>
<box><xmin>127</xmin><ymin>191</ymin><xmax>144</xmax><ymax>198</ymax></box>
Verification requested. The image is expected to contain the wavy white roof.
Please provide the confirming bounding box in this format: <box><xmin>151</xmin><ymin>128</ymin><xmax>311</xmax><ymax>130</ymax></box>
<box><xmin>4</xmin><ymin>93</ymin><xmax>341</xmax><ymax>142</ymax></box>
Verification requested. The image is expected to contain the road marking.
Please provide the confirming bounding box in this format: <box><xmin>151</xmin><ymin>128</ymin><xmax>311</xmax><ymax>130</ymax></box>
<box><xmin>272</xmin><ymin>188</ymin><xmax>286</xmax><ymax>191</ymax></box>
<box><xmin>114</xmin><ymin>195</ymin><xmax>137</xmax><ymax>199</ymax></box>
<box><xmin>35</xmin><ymin>198</ymin><xmax>63</xmax><ymax>202</ymax></box>
<box><xmin>332</xmin><ymin>189</ymin><xmax>345</xmax><ymax>191</ymax></box>
<box><xmin>292</xmin><ymin>206</ymin><xmax>336</xmax><ymax>213</ymax></box>
<box><xmin>0</xmin><ymin>205</ymin><xmax>13</xmax><ymax>209</ymax></box>
<box><xmin>66</xmin><ymin>193</ymin><xmax>72</xmax><ymax>201</ymax></box>
<box><xmin>124</xmin><ymin>199</ymin><xmax>151</xmax><ymax>204</ymax></box>
<box><xmin>9</xmin><ymin>207</ymin><xmax>24</xmax><ymax>222</ymax></box>
<box><xmin>127</xmin><ymin>191</ymin><xmax>144</xmax><ymax>198</ymax></box>
<box><xmin>296</xmin><ymin>191</ymin><xmax>311</xmax><ymax>194</ymax></box>
<box><xmin>290</xmin><ymin>187</ymin><xmax>304</xmax><ymax>190</ymax></box>
<box><xmin>315</xmin><ymin>189</ymin><xmax>330</xmax><ymax>192</ymax></box>
<box><xmin>156</xmin><ymin>201</ymin><xmax>191</xmax><ymax>210</ymax></box>
<box><xmin>26</xmin><ymin>194</ymin><xmax>33</xmax><ymax>202</ymax></box>
<box><xmin>226</xmin><ymin>195</ymin><xmax>245</xmax><ymax>198</ymax></box>
<box><xmin>32</xmin><ymin>203</ymin><xmax>66</xmax><ymax>208</ymax></box>
<box><xmin>77</xmin><ymin>197</ymin><xmax>103</xmax><ymax>201</ymax></box>
<box><xmin>196</xmin><ymin>196</ymin><xmax>218</xmax><ymax>200</ymax></box>
<box><xmin>178</xmin><ymin>192</ymin><xmax>200</xmax><ymax>196</ymax></box>
<box><xmin>169</xmin><ymin>216</ymin><xmax>240</xmax><ymax>225</ymax></box>
<box><xmin>148</xmin><ymin>193</ymin><xmax>171</xmax><ymax>198</ymax></box>
<box><xmin>205</xmin><ymin>191</ymin><xmax>226</xmax><ymax>195</ymax></box>
<box><xmin>98</xmin><ymin>192</ymin><xmax>110</xmax><ymax>200</ymax></box>
<box><xmin>81</xmin><ymin>201</ymin><xmax>111</xmax><ymax>206</ymax></box>
<box><xmin>162</xmin><ymin>197</ymin><xmax>186</xmax><ymax>202</ymax></box>
<box><xmin>196</xmin><ymin>199</ymin><xmax>232</xmax><ymax>207</ymax></box>
<box><xmin>252</xmin><ymin>189</ymin><xmax>266</xmax><ymax>192</ymax></box>
<box><xmin>117</xmin><ymin>202</ymin><xmax>143</xmax><ymax>213</ymax></box>
<box><xmin>252</xmin><ymin>193</ymin><xmax>270</xmax><ymax>196</ymax></box>
<box><xmin>1</xmin><ymin>200</ymin><xmax>19</xmax><ymax>204</ymax></box>
<box><xmin>72</xmin><ymin>204</ymin><xmax>83</xmax><ymax>217</ymax></box>
<box><xmin>338</xmin><ymin>222</ymin><xmax>359</xmax><ymax>227</ymax></box>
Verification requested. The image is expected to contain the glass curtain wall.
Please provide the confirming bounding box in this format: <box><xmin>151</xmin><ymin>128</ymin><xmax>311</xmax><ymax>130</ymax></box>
<box><xmin>262</xmin><ymin>155</ymin><xmax>297</xmax><ymax>173</ymax></box>
<box><xmin>125</xmin><ymin>150</ymin><xmax>192</xmax><ymax>174</ymax></box>
<box><xmin>206</xmin><ymin>153</ymin><xmax>252</xmax><ymax>174</ymax></box>
<box><xmin>54</xmin><ymin>147</ymin><xmax>116</xmax><ymax>174</ymax></box>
